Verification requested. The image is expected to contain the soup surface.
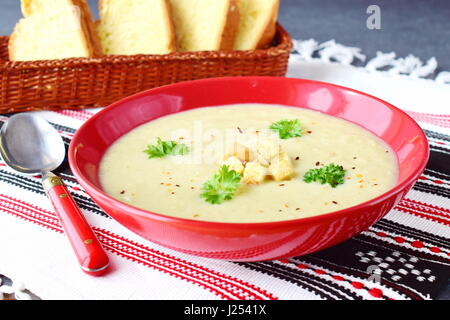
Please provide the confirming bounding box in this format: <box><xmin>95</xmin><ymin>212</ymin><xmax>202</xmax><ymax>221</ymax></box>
<box><xmin>99</xmin><ymin>104</ymin><xmax>398</xmax><ymax>223</ymax></box>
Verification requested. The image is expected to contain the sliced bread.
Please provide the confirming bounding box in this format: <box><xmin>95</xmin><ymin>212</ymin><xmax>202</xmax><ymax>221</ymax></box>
<box><xmin>169</xmin><ymin>0</ymin><xmax>239</xmax><ymax>52</ymax></box>
<box><xmin>9</xmin><ymin>0</ymin><xmax>102</xmax><ymax>61</ymax></box>
<box><xmin>234</xmin><ymin>0</ymin><xmax>279</xmax><ymax>50</ymax></box>
<box><xmin>97</xmin><ymin>0</ymin><xmax>176</xmax><ymax>55</ymax></box>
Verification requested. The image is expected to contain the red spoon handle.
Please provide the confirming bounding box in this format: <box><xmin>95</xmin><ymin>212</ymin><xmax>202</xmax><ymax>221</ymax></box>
<box><xmin>43</xmin><ymin>174</ymin><xmax>109</xmax><ymax>276</ymax></box>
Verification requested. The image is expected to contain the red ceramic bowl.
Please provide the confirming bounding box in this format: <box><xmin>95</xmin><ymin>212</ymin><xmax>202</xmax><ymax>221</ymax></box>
<box><xmin>68</xmin><ymin>77</ymin><xmax>429</xmax><ymax>262</ymax></box>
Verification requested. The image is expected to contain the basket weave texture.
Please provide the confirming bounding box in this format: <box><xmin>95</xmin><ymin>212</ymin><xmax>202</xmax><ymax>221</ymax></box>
<box><xmin>0</xmin><ymin>24</ymin><xmax>292</xmax><ymax>114</ymax></box>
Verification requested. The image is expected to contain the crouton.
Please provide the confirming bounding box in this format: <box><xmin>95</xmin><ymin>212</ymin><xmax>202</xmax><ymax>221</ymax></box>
<box><xmin>255</xmin><ymin>137</ymin><xmax>280</xmax><ymax>166</ymax></box>
<box><xmin>223</xmin><ymin>142</ymin><xmax>255</xmax><ymax>163</ymax></box>
<box><xmin>243</xmin><ymin>161</ymin><xmax>266</xmax><ymax>184</ymax></box>
<box><xmin>269</xmin><ymin>152</ymin><xmax>294</xmax><ymax>181</ymax></box>
<box><xmin>222</xmin><ymin>156</ymin><xmax>245</xmax><ymax>175</ymax></box>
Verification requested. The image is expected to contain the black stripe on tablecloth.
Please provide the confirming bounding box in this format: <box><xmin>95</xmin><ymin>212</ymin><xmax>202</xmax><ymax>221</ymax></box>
<box><xmin>424</xmin><ymin>169</ymin><xmax>450</xmax><ymax>182</ymax></box>
<box><xmin>413</xmin><ymin>181</ymin><xmax>450</xmax><ymax>199</ymax></box>
<box><xmin>0</xmin><ymin>170</ymin><xmax>109</xmax><ymax>218</ymax></box>
<box><xmin>48</xmin><ymin>122</ymin><xmax>77</xmax><ymax>134</ymax></box>
<box><xmin>236</xmin><ymin>261</ymin><xmax>360</xmax><ymax>300</ymax></box>
<box><xmin>424</xmin><ymin>129</ymin><xmax>450</xmax><ymax>143</ymax></box>
<box><xmin>427</xmin><ymin>149</ymin><xmax>450</xmax><ymax>177</ymax></box>
<box><xmin>430</xmin><ymin>144</ymin><xmax>450</xmax><ymax>154</ymax></box>
<box><xmin>61</xmin><ymin>136</ymin><xmax>72</xmax><ymax>146</ymax></box>
<box><xmin>295</xmin><ymin>253</ymin><xmax>427</xmax><ymax>300</ymax></box>
<box><xmin>296</xmin><ymin>254</ymin><xmax>415</xmax><ymax>299</ymax></box>
<box><xmin>304</xmin><ymin>235</ymin><xmax>449</xmax><ymax>300</ymax></box>
<box><xmin>357</xmin><ymin>231</ymin><xmax>450</xmax><ymax>266</ymax></box>
<box><xmin>373</xmin><ymin>219</ymin><xmax>450</xmax><ymax>249</ymax></box>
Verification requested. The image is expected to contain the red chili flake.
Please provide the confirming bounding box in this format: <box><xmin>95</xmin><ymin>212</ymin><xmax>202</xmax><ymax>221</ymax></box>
<box><xmin>295</xmin><ymin>156</ymin><xmax>300</xmax><ymax>160</ymax></box>
<box><xmin>175</xmin><ymin>184</ymin><xmax>180</xmax><ymax>187</ymax></box>
<box><xmin>120</xmin><ymin>190</ymin><xmax>125</xmax><ymax>194</ymax></box>
<box><xmin>279</xmin><ymin>184</ymin><xmax>285</xmax><ymax>186</ymax></box>
<box><xmin>332</xmin><ymin>201</ymin><xmax>338</xmax><ymax>204</ymax></box>
<box><xmin>352</xmin><ymin>167</ymin><xmax>356</xmax><ymax>170</ymax></box>
<box><xmin>315</xmin><ymin>161</ymin><xmax>320</xmax><ymax>166</ymax></box>
<box><xmin>307</xmin><ymin>130</ymin><xmax>312</xmax><ymax>134</ymax></box>
<box><xmin>296</xmin><ymin>208</ymin><xmax>300</xmax><ymax>211</ymax></box>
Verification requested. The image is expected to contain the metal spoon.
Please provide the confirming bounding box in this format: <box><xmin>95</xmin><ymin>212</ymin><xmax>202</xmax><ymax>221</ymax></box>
<box><xmin>0</xmin><ymin>114</ymin><xmax>109</xmax><ymax>276</ymax></box>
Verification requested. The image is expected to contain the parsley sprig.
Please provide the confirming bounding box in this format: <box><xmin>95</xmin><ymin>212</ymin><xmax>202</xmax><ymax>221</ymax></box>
<box><xmin>201</xmin><ymin>165</ymin><xmax>242</xmax><ymax>205</ymax></box>
<box><xmin>144</xmin><ymin>137</ymin><xmax>189</xmax><ymax>159</ymax></box>
<box><xmin>269</xmin><ymin>119</ymin><xmax>305</xmax><ymax>139</ymax></box>
<box><xmin>303</xmin><ymin>163</ymin><xmax>346</xmax><ymax>188</ymax></box>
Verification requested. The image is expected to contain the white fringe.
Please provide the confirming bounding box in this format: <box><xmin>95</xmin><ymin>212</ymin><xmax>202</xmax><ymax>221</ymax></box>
<box><xmin>292</xmin><ymin>39</ymin><xmax>449</xmax><ymax>84</ymax></box>
<box><xmin>317</xmin><ymin>40</ymin><xmax>366</xmax><ymax>65</ymax></box>
<box><xmin>436</xmin><ymin>71</ymin><xmax>450</xmax><ymax>84</ymax></box>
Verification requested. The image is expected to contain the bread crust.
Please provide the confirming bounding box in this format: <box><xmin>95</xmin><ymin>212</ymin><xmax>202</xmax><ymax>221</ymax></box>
<box><xmin>8</xmin><ymin>25</ymin><xmax>19</xmax><ymax>61</ymax></box>
<box><xmin>20</xmin><ymin>0</ymin><xmax>33</xmax><ymax>16</ymax></box>
<box><xmin>162</xmin><ymin>0</ymin><xmax>178</xmax><ymax>52</ymax></box>
<box><xmin>255</xmin><ymin>0</ymin><xmax>279</xmax><ymax>49</ymax></box>
<box><xmin>72</xmin><ymin>0</ymin><xmax>103</xmax><ymax>57</ymax></box>
<box><xmin>219</xmin><ymin>0</ymin><xmax>240</xmax><ymax>50</ymax></box>
<box><xmin>9</xmin><ymin>0</ymin><xmax>102</xmax><ymax>61</ymax></box>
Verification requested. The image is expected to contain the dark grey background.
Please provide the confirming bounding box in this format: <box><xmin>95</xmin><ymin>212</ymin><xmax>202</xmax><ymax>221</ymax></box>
<box><xmin>0</xmin><ymin>0</ymin><xmax>448</xmax><ymax>300</ymax></box>
<box><xmin>1</xmin><ymin>0</ymin><xmax>449</xmax><ymax>72</ymax></box>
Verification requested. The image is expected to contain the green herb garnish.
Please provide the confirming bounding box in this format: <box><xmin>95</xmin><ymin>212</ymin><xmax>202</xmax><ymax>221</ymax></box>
<box><xmin>144</xmin><ymin>137</ymin><xmax>189</xmax><ymax>159</ymax></box>
<box><xmin>303</xmin><ymin>163</ymin><xmax>346</xmax><ymax>188</ymax></box>
<box><xmin>269</xmin><ymin>119</ymin><xmax>305</xmax><ymax>139</ymax></box>
<box><xmin>200</xmin><ymin>165</ymin><xmax>242</xmax><ymax>204</ymax></box>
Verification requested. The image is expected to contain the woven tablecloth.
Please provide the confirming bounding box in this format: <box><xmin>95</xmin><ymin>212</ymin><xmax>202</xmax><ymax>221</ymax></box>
<box><xmin>0</xmin><ymin>39</ymin><xmax>449</xmax><ymax>300</ymax></box>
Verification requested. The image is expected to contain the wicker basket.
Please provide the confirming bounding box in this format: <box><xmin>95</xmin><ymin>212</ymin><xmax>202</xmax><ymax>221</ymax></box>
<box><xmin>0</xmin><ymin>24</ymin><xmax>292</xmax><ymax>114</ymax></box>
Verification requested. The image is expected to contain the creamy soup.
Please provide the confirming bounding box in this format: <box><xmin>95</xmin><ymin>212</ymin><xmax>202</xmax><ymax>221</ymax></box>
<box><xmin>99</xmin><ymin>104</ymin><xmax>398</xmax><ymax>223</ymax></box>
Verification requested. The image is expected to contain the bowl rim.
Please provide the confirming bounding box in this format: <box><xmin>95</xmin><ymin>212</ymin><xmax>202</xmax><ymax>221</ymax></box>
<box><xmin>68</xmin><ymin>76</ymin><xmax>430</xmax><ymax>229</ymax></box>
